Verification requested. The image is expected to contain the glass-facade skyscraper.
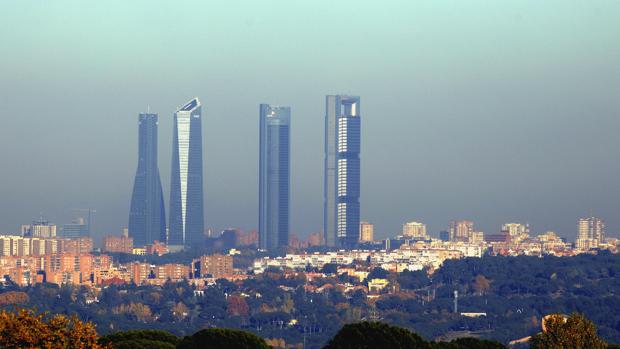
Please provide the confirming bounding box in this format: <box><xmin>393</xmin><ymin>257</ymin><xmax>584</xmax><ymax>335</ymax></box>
<box><xmin>258</xmin><ymin>104</ymin><xmax>290</xmax><ymax>251</ymax></box>
<box><xmin>169</xmin><ymin>98</ymin><xmax>204</xmax><ymax>250</ymax></box>
<box><xmin>324</xmin><ymin>95</ymin><xmax>361</xmax><ymax>247</ymax></box>
<box><xmin>128</xmin><ymin>113</ymin><xmax>166</xmax><ymax>247</ymax></box>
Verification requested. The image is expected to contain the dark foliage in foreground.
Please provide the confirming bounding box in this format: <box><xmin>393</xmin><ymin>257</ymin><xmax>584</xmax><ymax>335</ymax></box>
<box><xmin>99</xmin><ymin>329</ymin><xmax>180</xmax><ymax>349</ymax></box>
<box><xmin>177</xmin><ymin>328</ymin><xmax>271</xmax><ymax>349</ymax></box>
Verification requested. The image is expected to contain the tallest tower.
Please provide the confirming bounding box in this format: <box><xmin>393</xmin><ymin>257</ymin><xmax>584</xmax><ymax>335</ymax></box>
<box><xmin>324</xmin><ymin>95</ymin><xmax>361</xmax><ymax>248</ymax></box>
<box><xmin>169</xmin><ymin>98</ymin><xmax>204</xmax><ymax>250</ymax></box>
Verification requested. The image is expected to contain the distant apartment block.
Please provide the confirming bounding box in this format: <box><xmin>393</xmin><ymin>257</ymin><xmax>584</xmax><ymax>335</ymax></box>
<box><xmin>402</xmin><ymin>221</ymin><xmax>428</xmax><ymax>239</ymax></box>
<box><xmin>145</xmin><ymin>240</ymin><xmax>169</xmax><ymax>255</ymax></box>
<box><xmin>190</xmin><ymin>254</ymin><xmax>234</xmax><ymax>279</ymax></box>
<box><xmin>103</xmin><ymin>235</ymin><xmax>134</xmax><ymax>254</ymax></box>
<box><xmin>130</xmin><ymin>262</ymin><xmax>189</xmax><ymax>285</ymax></box>
<box><xmin>576</xmin><ymin>217</ymin><xmax>605</xmax><ymax>249</ymax></box>
<box><xmin>21</xmin><ymin>220</ymin><xmax>57</xmax><ymax>238</ymax></box>
<box><xmin>359</xmin><ymin>221</ymin><xmax>374</xmax><ymax>242</ymax></box>
<box><xmin>501</xmin><ymin>223</ymin><xmax>529</xmax><ymax>240</ymax></box>
<box><xmin>0</xmin><ymin>235</ymin><xmax>92</xmax><ymax>256</ymax></box>
<box><xmin>0</xmin><ymin>253</ymin><xmax>112</xmax><ymax>286</ymax></box>
<box><xmin>449</xmin><ymin>220</ymin><xmax>474</xmax><ymax>242</ymax></box>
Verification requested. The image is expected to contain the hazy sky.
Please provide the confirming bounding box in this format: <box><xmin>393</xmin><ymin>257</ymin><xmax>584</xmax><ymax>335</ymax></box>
<box><xmin>1</xmin><ymin>0</ymin><xmax>619</xmax><ymax>243</ymax></box>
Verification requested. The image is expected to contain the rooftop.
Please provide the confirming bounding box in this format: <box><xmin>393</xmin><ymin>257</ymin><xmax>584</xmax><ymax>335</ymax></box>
<box><xmin>178</xmin><ymin>97</ymin><xmax>201</xmax><ymax>112</ymax></box>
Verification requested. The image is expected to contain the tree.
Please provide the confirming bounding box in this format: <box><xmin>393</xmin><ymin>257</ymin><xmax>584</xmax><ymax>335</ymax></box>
<box><xmin>473</xmin><ymin>275</ymin><xmax>491</xmax><ymax>296</ymax></box>
<box><xmin>172</xmin><ymin>302</ymin><xmax>190</xmax><ymax>321</ymax></box>
<box><xmin>321</xmin><ymin>263</ymin><xmax>338</xmax><ymax>275</ymax></box>
<box><xmin>324</xmin><ymin>322</ymin><xmax>431</xmax><ymax>349</ymax></box>
<box><xmin>366</xmin><ymin>267</ymin><xmax>390</xmax><ymax>281</ymax></box>
<box><xmin>530</xmin><ymin>313</ymin><xmax>607</xmax><ymax>349</ymax></box>
<box><xmin>98</xmin><ymin>329</ymin><xmax>179</xmax><ymax>349</ymax></box>
<box><xmin>177</xmin><ymin>328</ymin><xmax>271</xmax><ymax>349</ymax></box>
<box><xmin>434</xmin><ymin>337</ymin><xmax>506</xmax><ymax>349</ymax></box>
<box><xmin>227</xmin><ymin>295</ymin><xmax>250</xmax><ymax>317</ymax></box>
<box><xmin>113</xmin><ymin>302</ymin><xmax>153</xmax><ymax>322</ymax></box>
<box><xmin>0</xmin><ymin>291</ymin><xmax>28</xmax><ymax>306</ymax></box>
<box><xmin>0</xmin><ymin>308</ymin><xmax>107</xmax><ymax>349</ymax></box>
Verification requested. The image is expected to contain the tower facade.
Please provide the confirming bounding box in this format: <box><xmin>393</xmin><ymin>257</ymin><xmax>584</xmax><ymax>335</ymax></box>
<box><xmin>258</xmin><ymin>104</ymin><xmax>290</xmax><ymax>251</ymax></box>
<box><xmin>449</xmin><ymin>220</ymin><xmax>474</xmax><ymax>242</ymax></box>
<box><xmin>169</xmin><ymin>98</ymin><xmax>204</xmax><ymax>249</ymax></box>
<box><xmin>324</xmin><ymin>95</ymin><xmax>361</xmax><ymax>247</ymax></box>
<box><xmin>577</xmin><ymin>216</ymin><xmax>605</xmax><ymax>249</ymax></box>
<box><xmin>359</xmin><ymin>221</ymin><xmax>374</xmax><ymax>242</ymax></box>
<box><xmin>128</xmin><ymin>113</ymin><xmax>166</xmax><ymax>246</ymax></box>
<box><xmin>403</xmin><ymin>221</ymin><xmax>428</xmax><ymax>239</ymax></box>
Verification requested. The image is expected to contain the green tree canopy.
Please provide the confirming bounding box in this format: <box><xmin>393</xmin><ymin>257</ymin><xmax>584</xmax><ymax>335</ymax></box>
<box><xmin>324</xmin><ymin>321</ymin><xmax>431</xmax><ymax>349</ymax></box>
<box><xmin>177</xmin><ymin>328</ymin><xmax>271</xmax><ymax>349</ymax></box>
<box><xmin>530</xmin><ymin>313</ymin><xmax>607</xmax><ymax>349</ymax></box>
<box><xmin>98</xmin><ymin>329</ymin><xmax>180</xmax><ymax>349</ymax></box>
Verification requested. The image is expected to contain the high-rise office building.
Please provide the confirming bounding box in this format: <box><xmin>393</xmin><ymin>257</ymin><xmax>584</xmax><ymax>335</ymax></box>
<box><xmin>402</xmin><ymin>221</ymin><xmax>428</xmax><ymax>239</ymax></box>
<box><xmin>576</xmin><ymin>216</ymin><xmax>605</xmax><ymax>249</ymax></box>
<box><xmin>169</xmin><ymin>98</ymin><xmax>204</xmax><ymax>250</ymax></box>
<box><xmin>449</xmin><ymin>220</ymin><xmax>474</xmax><ymax>242</ymax></box>
<box><xmin>359</xmin><ymin>221</ymin><xmax>374</xmax><ymax>242</ymax></box>
<box><xmin>62</xmin><ymin>218</ymin><xmax>89</xmax><ymax>238</ymax></box>
<box><xmin>128</xmin><ymin>113</ymin><xmax>166</xmax><ymax>247</ymax></box>
<box><xmin>258</xmin><ymin>104</ymin><xmax>290</xmax><ymax>251</ymax></box>
<box><xmin>324</xmin><ymin>95</ymin><xmax>361</xmax><ymax>248</ymax></box>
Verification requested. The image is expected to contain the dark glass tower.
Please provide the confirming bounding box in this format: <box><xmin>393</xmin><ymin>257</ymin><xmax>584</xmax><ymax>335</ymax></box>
<box><xmin>169</xmin><ymin>98</ymin><xmax>204</xmax><ymax>250</ymax></box>
<box><xmin>128</xmin><ymin>113</ymin><xmax>166</xmax><ymax>246</ymax></box>
<box><xmin>324</xmin><ymin>95</ymin><xmax>361</xmax><ymax>248</ymax></box>
<box><xmin>258</xmin><ymin>104</ymin><xmax>290</xmax><ymax>251</ymax></box>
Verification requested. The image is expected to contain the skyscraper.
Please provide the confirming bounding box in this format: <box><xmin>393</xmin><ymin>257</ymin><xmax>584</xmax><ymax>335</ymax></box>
<box><xmin>258</xmin><ymin>104</ymin><xmax>290</xmax><ymax>251</ymax></box>
<box><xmin>169</xmin><ymin>98</ymin><xmax>204</xmax><ymax>250</ymax></box>
<box><xmin>324</xmin><ymin>95</ymin><xmax>361</xmax><ymax>248</ymax></box>
<box><xmin>128</xmin><ymin>113</ymin><xmax>166</xmax><ymax>247</ymax></box>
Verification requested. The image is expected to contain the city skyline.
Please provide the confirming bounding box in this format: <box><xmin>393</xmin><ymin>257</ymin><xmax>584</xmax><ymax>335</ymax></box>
<box><xmin>2</xmin><ymin>2</ymin><xmax>620</xmax><ymax>348</ymax></box>
<box><xmin>0</xmin><ymin>1</ymin><xmax>619</xmax><ymax>242</ymax></box>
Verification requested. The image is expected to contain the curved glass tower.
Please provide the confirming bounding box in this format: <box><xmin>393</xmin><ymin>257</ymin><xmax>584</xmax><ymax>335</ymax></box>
<box><xmin>324</xmin><ymin>95</ymin><xmax>361</xmax><ymax>248</ymax></box>
<box><xmin>169</xmin><ymin>98</ymin><xmax>204</xmax><ymax>250</ymax></box>
<box><xmin>128</xmin><ymin>113</ymin><xmax>166</xmax><ymax>246</ymax></box>
<box><xmin>258</xmin><ymin>104</ymin><xmax>290</xmax><ymax>251</ymax></box>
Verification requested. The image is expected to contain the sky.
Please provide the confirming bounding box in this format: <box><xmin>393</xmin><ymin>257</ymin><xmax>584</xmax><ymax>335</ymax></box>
<box><xmin>0</xmin><ymin>0</ymin><xmax>619</xmax><ymax>243</ymax></box>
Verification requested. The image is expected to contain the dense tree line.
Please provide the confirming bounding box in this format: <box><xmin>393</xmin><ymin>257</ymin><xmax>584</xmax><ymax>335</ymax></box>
<box><xmin>1</xmin><ymin>309</ymin><xmax>614</xmax><ymax>349</ymax></box>
<box><xmin>1</xmin><ymin>252</ymin><xmax>619</xmax><ymax>347</ymax></box>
